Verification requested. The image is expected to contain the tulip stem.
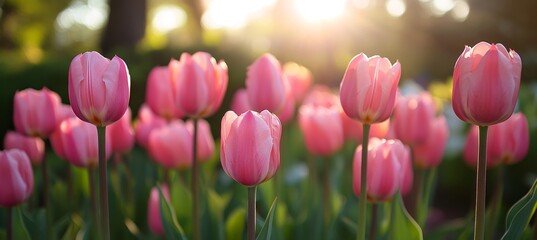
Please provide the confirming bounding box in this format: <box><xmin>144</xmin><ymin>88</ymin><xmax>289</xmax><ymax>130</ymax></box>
<box><xmin>191</xmin><ymin>118</ymin><xmax>201</xmax><ymax>240</ymax></box>
<box><xmin>97</xmin><ymin>126</ymin><xmax>110</xmax><ymax>240</ymax></box>
<box><xmin>42</xmin><ymin>155</ymin><xmax>51</xmax><ymax>238</ymax></box>
<box><xmin>357</xmin><ymin>124</ymin><xmax>370</xmax><ymax>240</ymax></box>
<box><xmin>474</xmin><ymin>125</ymin><xmax>488</xmax><ymax>240</ymax></box>
<box><xmin>7</xmin><ymin>207</ymin><xmax>12</xmax><ymax>240</ymax></box>
<box><xmin>88</xmin><ymin>168</ymin><xmax>100</xmax><ymax>239</ymax></box>
<box><xmin>248</xmin><ymin>186</ymin><xmax>257</xmax><ymax>240</ymax></box>
<box><xmin>369</xmin><ymin>204</ymin><xmax>377</xmax><ymax>240</ymax></box>
<box><xmin>322</xmin><ymin>157</ymin><xmax>332</xmax><ymax>232</ymax></box>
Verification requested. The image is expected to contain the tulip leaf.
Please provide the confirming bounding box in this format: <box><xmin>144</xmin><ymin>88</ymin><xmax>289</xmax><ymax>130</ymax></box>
<box><xmin>12</xmin><ymin>207</ymin><xmax>31</xmax><ymax>240</ymax></box>
<box><xmin>389</xmin><ymin>194</ymin><xmax>423</xmax><ymax>240</ymax></box>
<box><xmin>225</xmin><ymin>208</ymin><xmax>246</xmax><ymax>240</ymax></box>
<box><xmin>256</xmin><ymin>197</ymin><xmax>278</xmax><ymax>240</ymax></box>
<box><xmin>158</xmin><ymin>187</ymin><xmax>187</xmax><ymax>240</ymax></box>
<box><xmin>501</xmin><ymin>179</ymin><xmax>537</xmax><ymax>240</ymax></box>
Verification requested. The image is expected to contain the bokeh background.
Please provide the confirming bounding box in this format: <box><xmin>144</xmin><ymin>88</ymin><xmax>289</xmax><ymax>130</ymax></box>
<box><xmin>1</xmin><ymin>0</ymin><xmax>536</xmax><ymax>232</ymax></box>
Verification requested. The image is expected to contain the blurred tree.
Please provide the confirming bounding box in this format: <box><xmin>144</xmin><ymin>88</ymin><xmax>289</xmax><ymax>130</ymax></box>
<box><xmin>100</xmin><ymin>0</ymin><xmax>146</xmax><ymax>53</ymax></box>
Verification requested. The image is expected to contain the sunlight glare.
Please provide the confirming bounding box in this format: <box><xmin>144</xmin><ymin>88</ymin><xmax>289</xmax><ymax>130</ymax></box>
<box><xmin>431</xmin><ymin>0</ymin><xmax>455</xmax><ymax>16</ymax></box>
<box><xmin>294</xmin><ymin>0</ymin><xmax>347</xmax><ymax>22</ymax></box>
<box><xmin>386</xmin><ymin>0</ymin><xmax>406</xmax><ymax>17</ymax></box>
<box><xmin>152</xmin><ymin>5</ymin><xmax>187</xmax><ymax>33</ymax></box>
<box><xmin>202</xmin><ymin>0</ymin><xmax>276</xmax><ymax>29</ymax></box>
<box><xmin>451</xmin><ymin>0</ymin><xmax>470</xmax><ymax>22</ymax></box>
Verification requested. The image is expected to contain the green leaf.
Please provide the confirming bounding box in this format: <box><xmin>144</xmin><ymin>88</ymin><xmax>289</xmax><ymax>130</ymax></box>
<box><xmin>12</xmin><ymin>207</ymin><xmax>31</xmax><ymax>240</ymax></box>
<box><xmin>501</xmin><ymin>179</ymin><xmax>537</xmax><ymax>240</ymax></box>
<box><xmin>256</xmin><ymin>197</ymin><xmax>278</xmax><ymax>240</ymax></box>
<box><xmin>158</xmin><ymin>186</ymin><xmax>187</xmax><ymax>240</ymax></box>
<box><xmin>389</xmin><ymin>194</ymin><xmax>423</xmax><ymax>240</ymax></box>
<box><xmin>225</xmin><ymin>208</ymin><xmax>246</xmax><ymax>240</ymax></box>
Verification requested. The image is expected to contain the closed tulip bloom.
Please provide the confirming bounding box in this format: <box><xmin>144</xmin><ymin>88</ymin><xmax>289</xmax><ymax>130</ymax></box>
<box><xmin>298</xmin><ymin>104</ymin><xmax>343</xmax><ymax>156</ymax></box>
<box><xmin>13</xmin><ymin>88</ymin><xmax>61</xmax><ymax>138</ymax></box>
<box><xmin>186</xmin><ymin>119</ymin><xmax>215</xmax><ymax>162</ymax></box>
<box><xmin>57</xmin><ymin>104</ymin><xmax>77</xmax><ymax>122</ymax></box>
<box><xmin>277</xmin><ymin>89</ymin><xmax>296</xmax><ymax>124</ymax></box>
<box><xmin>395</xmin><ymin>142</ymin><xmax>413</xmax><ymax>196</ymax></box>
<box><xmin>303</xmin><ymin>85</ymin><xmax>340</xmax><ymax>108</ymax></box>
<box><xmin>230</xmin><ymin>88</ymin><xmax>251</xmax><ymax>115</ymax></box>
<box><xmin>108</xmin><ymin>108</ymin><xmax>134</xmax><ymax>154</ymax></box>
<box><xmin>414</xmin><ymin>116</ymin><xmax>449</xmax><ymax>169</ymax></box>
<box><xmin>340</xmin><ymin>53</ymin><xmax>401</xmax><ymax>124</ymax></box>
<box><xmin>464</xmin><ymin>113</ymin><xmax>529</xmax><ymax>167</ymax></box>
<box><xmin>340</xmin><ymin>112</ymin><xmax>390</xmax><ymax>143</ymax></box>
<box><xmin>170</xmin><ymin>52</ymin><xmax>228</xmax><ymax>118</ymax></box>
<box><xmin>0</xmin><ymin>149</ymin><xmax>34</xmax><ymax>207</ymax></box>
<box><xmin>354</xmin><ymin>138</ymin><xmax>408</xmax><ymax>202</ymax></box>
<box><xmin>221</xmin><ymin>110</ymin><xmax>282</xmax><ymax>186</ymax></box>
<box><xmin>4</xmin><ymin>131</ymin><xmax>45</xmax><ymax>165</ymax></box>
<box><xmin>391</xmin><ymin>92</ymin><xmax>436</xmax><ymax>146</ymax></box>
<box><xmin>452</xmin><ymin>42</ymin><xmax>521</xmax><ymax>126</ymax></box>
<box><xmin>146</xmin><ymin>66</ymin><xmax>182</xmax><ymax>120</ymax></box>
<box><xmin>68</xmin><ymin>51</ymin><xmax>130</xmax><ymax>126</ymax></box>
<box><xmin>246</xmin><ymin>54</ymin><xmax>286</xmax><ymax>112</ymax></box>
<box><xmin>60</xmin><ymin>118</ymin><xmax>112</xmax><ymax>168</ymax></box>
<box><xmin>147</xmin><ymin>185</ymin><xmax>170</xmax><ymax>236</ymax></box>
<box><xmin>283</xmin><ymin>62</ymin><xmax>312</xmax><ymax>102</ymax></box>
<box><xmin>134</xmin><ymin>105</ymin><xmax>167</xmax><ymax>149</ymax></box>
<box><xmin>148</xmin><ymin>120</ymin><xmax>192</xmax><ymax>169</ymax></box>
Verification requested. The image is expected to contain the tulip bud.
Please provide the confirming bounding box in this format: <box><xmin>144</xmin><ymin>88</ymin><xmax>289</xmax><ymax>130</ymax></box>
<box><xmin>4</xmin><ymin>131</ymin><xmax>45</xmax><ymax>165</ymax></box>
<box><xmin>108</xmin><ymin>108</ymin><xmax>134</xmax><ymax>154</ymax></box>
<box><xmin>147</xmin><ymin>185</ymin><xmax>170</xmax><ymax>236</ymax></box>
<box><xmin>0</xmin><ymin>149</ymin><xmax>34</xmax><ymax>207</ymax></box>
<box><xmin>148</xmin><ymin>120</ymin><xmax>192</xmax><ymax>169</ymax></box>
<box><xmin>13</xmin><ymin>88</ymin><xmax>61</xmax><ymax>138</ymax></box>
<box><xmin>246</xmin><ymin>54</ymin><xmax>286</xmax><ymax>112</ymax></box>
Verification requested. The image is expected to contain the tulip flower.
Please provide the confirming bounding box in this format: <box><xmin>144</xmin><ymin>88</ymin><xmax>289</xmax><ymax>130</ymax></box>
<box><xmin>283</xmin><ymin>62</ymin><xmax>312</xmax><ymax>103</ymax></box>
<box><xmin>353</xmin><ymin>138</ymin><xmax>409</xmax><ymax>202</ymax></box>
<box><xmin>452</xmin><ymin>42</ymin><xmax>521</xmax><ymax>126</ymax></box>
<box><xmin>108</xmin><ymin>108</ymin><xmax>134</xmax><ymax>155</ymax></box>
<box><xmin>13</xmin><ymin>88</ymin><xmax>61</xmax><ymax>138</ymax></box>
<box><xmin>245</xmin><ymin>54</ymin><xmax>286</xmax><ymax>112</ymax></box>
<box><xmin>414</xmin><ymin>116</ymin><xmax>449</xmax><ymax>169</ymax></box>
<box><xmin>391</xmin><ymin>92</ymin><xmax>436</xmax><ymax>146</ymax></box>
<box><xmin>146</xmin><ymin>66</ymin><xmax>182</xmax><ymax>120</ymax></box>
<box><xmin>4</xmin><ymin>131</ymin><xmax>45</xmax><ymax>165</ymax></box>
<box><xmin>221</xmin><ymin>110</ymin><xmax>281</xmax><ymax>240</ymax></box>
<box><xmin>148</xmin><ymin>120</ymin><xmax>192</xmax><ymax>169</ymax></box>
<box><xmin>339</xmin><ymin>53</ymin><xmax>401</xmax><ymax>124</ymax></box>
<box><xmin>68</xmin><ymin>51</ymin><xmax>130</xmax><ymax>126</ymax></box>
<box><xmin>147</xmin><ymin>185</ymin><xmax>170</xmax><ymax>237</ymax></box>
<box><xmin>277</xmin><ymin>89</ymin><xmax>296</xmax><ymax>124</ymax></box>
<box><xmin>134</xmin><ymin>104</ymin><xmax>167</xmax><ymax>149</ymax></box>
<box><xmin>298</xmin><ymin>104</ymin><xmax>343</xmax><ymax>156</ymax></box>
<box><xmin>464</xmin><ymin>113</ymin><xmax>529</xmax><ymax>168</ymax></box>
<box><xmin>0</xmin><ymin>149</ymin><xmax>34</xmax><ymax>207</ymax></box>
<box><xmin>340</xmin><ymin>113</ymin><xmax>390</xmax><ymax>143</ymax></box>
<box><xmin>230</xmin><ymin>88</ymin><xmax>251</xmax><ymax>115</ymax></box>
<box><xmin>452</xmin><ymin>42</ymin><xmax>522</xmax><ymax>240</ymax></box>
<box><xmin>186</xmin><ymin>119</ymin><xmax>215</xmax><ymax>162</ymax></box>
<box><xmin>170</xmin><ymin>52</ymin><xmax>228</xmax><ymax>118</ymax></box>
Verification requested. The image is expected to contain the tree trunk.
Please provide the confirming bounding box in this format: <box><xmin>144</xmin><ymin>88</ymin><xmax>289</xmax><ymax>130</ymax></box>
<box><xmin>100</xmin><ymin>0</ymin><xmax>146</xmax><ymax>53</ymax></box>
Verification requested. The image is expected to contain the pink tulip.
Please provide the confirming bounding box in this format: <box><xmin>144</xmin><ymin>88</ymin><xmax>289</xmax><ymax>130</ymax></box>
<box><xmin>245</xmin><ymin>54</ymin><xmax>286</xmax><ymax>112</ymax></box>
<box><xmin>108</xmin><ymin>108</ymin><xmax>134</xmax><ymax>154</ymax></box>
<box><xmin>414</xmin><ymin>116</ymin><xmax>449</xmax><ymax>169</ymax></box>
<box><xmin>13</xmin><ymin>87</ymin><xmax>61</xmax><ymax>138</ymax></box>
<box><xmin>303</xmin><ymin>85</ymin><xmax>340</xmax><ymax>109</ymax></box>
<box><xmin>0</xmin><ymin>149</ymin><xmax>34</xmax><ymax>207</ymax></box>
<box><xmin>134</xmin><ymin>105</ymin><xmax>167</xmax><ymax>149</ymax></box>
<box><xmin>147</xmin><ymin>185</ymin><xmax>170</xmax><ymax>236</ymax></box>
<box><xmin>68</xmin><ymin>51</ymin><xmax>131</xmax><ymax>126</ymax></box>
<box><xmin>146</xmin><ymin>66</ymin><xmax>182</xmax><ymax>120</ymax></box>
<box><xmin>277</xmin><ymin>88</ymin><xmax>296</xmax><ymax>124</ymax></box>
<box><xmin>452</xmin><ymin>42</ymin><xmax>521</xmax><ymax>126</ymax></box>
<box><xmin>298</xmin><ymin>104</ymin><xmax>343</xmax><ymax>156</ymax></box>
<box><xmin>230</xmin><ymin>88</ymin><xmax>251</xmax><ymax>115</ymax></box>
<box><xmin>148</xmin><ymin>120</ymin><xmax>192</xmax><ymax>169</ymax></box>
<box><xmin>341</xmin><ymin>112</ymin><xmax>390</xmax><ymax>143</ymax></box>
<box><xmin>340</xmin><ymin>53</ymin><xmax>401</xmax><ymax>124</ymax></box>
<box><xmin>221</xmin><ymin>110</ymin><xmax>281</xmax><ymax>186</ymax></box>
<box><xmin>170</xmin><ymin>52</ymin><xmax>228</xmax><ymax>118</ymax></box>
<box><xmin>396</xmin><ymin>142</ymin><xmax>413</xmax><ymax>196</ymax></box>
<box><xmin>283</xmin><ymin>62</ymin><xmax>312</xmax><ymax>102</ymax></box>
<box><xmin>353</xmin><ymin>138</ymin><xmax>409</xmax><ymax>202</ymax></box>
<box><xmin>4</xmin><ymin>131</ymin><xmax>45</xmax><ymax>165</ymax></box>
<box><xmin>186</xmin><ymin>119</ymin><xmax>215</xmax><ymax>162</ymax></box>
<box><xmin>391</xmin><ymin>92</ymin><xmax>436</xmax><ymax>146</ymax></box>
<box><xmin>57</xmin><ymin>104</ymin><xmax>77</xmax><ymax>122</ymax></box>
<box><xmin>59</xmin><ymin>118</ymin><xmax>112</xmax><ymax>168</ymax></box>
<box><xmin>464</xmin><ymin>113</ymin><xmax>529</xmax><ymax>167</ymax></box>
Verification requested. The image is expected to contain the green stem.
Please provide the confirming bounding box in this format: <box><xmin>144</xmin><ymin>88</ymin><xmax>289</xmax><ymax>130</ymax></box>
<box><xmin>248</xmin><ymin>186</ymin><xmax>257</xmax><ymax>240</ymax></box>
<box><xmin>41</xmin><ymin>155</ymin><xmax>51</xmax><ymax>238</ymax></box>
<box><xmin>369</xmin><ymin>204</ymin><xmax>377</xmax><ymax>240</ymax></box>
<box><xmin>357</xmin><ymin>124</ymin><xmax>371</xmax><ymax>240</ymax></box>
<box><xmin>7</xmin><ymin>207</ymin><xmax>12</xmax><ymax>240</ymax></box>
<box><xmin>97</xmin><ymin>126</ymin><xmax>110</xmax><ymax>240</ymax></box>
<box><xmin>414</xmin><ymin>168</ymin><xmax>425</xmax><ymax>226</ymax></box>
<box><xmin>417</xmin><ymin>168</ymin><xmax>437</xmax><ymax>229</ymax></box>
<box><xmin>88</xmin><ymin>168</ymin><xmax>100</xmax><ymax>239</ymax></box>
<box><xmin>474</xmin><ymin>125</ymin><xmax>488</xmax><ymax>240</ymax></box>
<box><xmin>485</xmin><ymin>166</ymin><xmax>504</xmax><ymax>239</ymax></box>
<box><xmin>322</xmin><ymin>157</ymin><xmax>332</xmax><ymax>232</ymax></box>
<box><xmin>191</xmin><ymin>118</ymin><xmax>200</xmax><ymax>240</ymax></box>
